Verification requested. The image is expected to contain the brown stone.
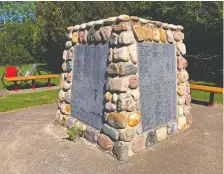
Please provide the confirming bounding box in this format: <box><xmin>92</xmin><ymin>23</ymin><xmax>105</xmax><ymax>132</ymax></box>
<box><xmin>109</xmin><ymin>77</ymin><xmax>129</xmax><ymax>92</ymax></box>
<box><xmin>147</xmin><ymin>27</ymin><xmax>153</xmax><ymax>41</ymax></box>
<box><xmin>131</xmin><ymin>136</ymin><xmax>144</xmax><ymax>153</ymax></box>
<box><xmin>133</xmin><ymin>25</ymin><xmax>149</xmax><ymax>41</ymax></box>
<box><xmin>97</xmin><ymin>134</ymin><xmax>113</xmax><ymax>150</ymax></box>
<box><xmin>128</xmin><ymin>112</ymin><xmax>141</xmax><ymax>127</ymax></box>
<box><xmin>160</xmin><ymin>28</ymin><xmax>167</xmax><ymax>43</ymax></box>
<box><xmin>177</xmin><ymin>83</ymin><xmax>186</xmax><ymax>96</ymax></box>
<box><xmin>184</xmin><ymin>104</ymin><xmax>191</xmax><ymax>115</ymax></box>
<box><xmin>107</xmin><ymin>112</ymin><xmax>127</xmax><ymax>129</ymax></box>
<box><xmin>107</xmin><ymin>63</ymin><xmax>119</xmax><ymax>75</ymax></box>
<box><xmin>185</xmin><ymin>81</ymin><xmax>190</xmax><ymax>94</ymax></box>
<box><xmin>174</xmin><ymin>30</ymin><xmax>182</xmax><ymax>42</ymax></box>
<box><xmin>112</xmin><ymin>23</ymin><xmax>128</xmax><ymax>32</ymax></box>
<box><xmin>130</xmin><ymin>16</ymin><xmax>139</xmax><ymax>21</ymax></box>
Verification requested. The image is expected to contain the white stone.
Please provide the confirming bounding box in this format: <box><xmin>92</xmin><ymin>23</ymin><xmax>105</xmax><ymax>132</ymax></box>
<box><xmin>177</xmin><ymin>25</ymin><xmax>184</xmax><ymax>30</ymax></box>
<box><xmin>128</xmin><ymin>43</ymin><xmax>138</xmax><ymax>64</ymax></box>
<box><xmin>156</xmin><ymin>127</ymin><xmax>167</xmax><ymax>142</ymax></box>
<box><xmin>168</xmin><ymin>24</ymin><xmax>177</xmax><ymax>30</ymax></box>
<box><xmin>104</xmin><ymin>17</ymin><xmax>117</xmax><ymax>24</ymax></box>
<box><xmin>95</xmin><ymin>20</ymin><xmax>104</xmax><ymax>25</ymax></box>
<box><xmin>178</xmin><ymin>106</ymin><xmax>184</xmax><ymax>116</ymax></box>
<box><xmin>58</xmin><ymin>90</ymin><xmax>65</xmax><ymax>102</ymax></box>
<box><xmin>177</xmin><ymin>42</ymin><xmax>186</xmax><ymax>55</ymax></box>
<box><xmin>86</xmin><ymin>21</ymin><xmax>95</xmax><ymax>28</ymax></box>
<box><xmin>64</xmin><ymin>89</ymin><xmax>71</xmax><ymax>103</ymax></box>
<box><xmin>63</xmin><ymin>81</ymin><xmax>71</xmax><ymax>91</ymax></box>
<box><xmin>178</xmin><ymin>95</ymin><xmax>186</xmax><ymax>105</ymax></box>
<box><xmin>60</xmin><ymin>102</ymin><xmax>66</xmax><ymax>114</ymax></box>
<box><xmin>162</xmin><ymin>23</ymin><xmax>168</xmax><ymax>29</ymax></box>
<box><xmin>73</xmin><ymin>25</ymin><xmax>80</xmax><ymax>31</ymax></box>
<box><xmin>131</xmin><ymin>88</ymin><xmax>140</xmax><ymax>101</ymax></box>
<box><xmin>178</xmin><ymin>116</ymin><xmax>187</xmax><ymax>130</ymax></box>
<box><xmin>139</xmin><ymin>18</ymin><xmax>149</xmax><ymax>24</ymax></box>
<box><xmin>80</xmin><ymin>23</ymin><xmax>86</xmax><ymax>30</ymax></box>
<box><xmin>112</xmin><ymin>93</ymin><xmax>118</xmax><ymax>103</ymax></box>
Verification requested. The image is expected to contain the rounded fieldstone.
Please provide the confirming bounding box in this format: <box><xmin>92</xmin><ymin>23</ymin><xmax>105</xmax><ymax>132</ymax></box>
<box><xmin>104</xmin><ymin>17</ymin><xmax>117</xmax><ymax>25</ymax></box>
<box><xmin>152</xmin><ymin>28</ymin><xmax>160</xmax><ymax>42</ymax></box>
<box><xmin>86</xmin><ymin>21</ymin><xmax>95</xmax><ymax>28</ymax></box>
<box><xmin>131</xmin><ymin>88</ymin><xmax>140</xmax><ymax>101</ymax></box>
<box><xmin>160</xmin><ymin>28</ymin><xmax>167</xmax><ymax>43</ymax></box>
<box><xmin>184</xmin><ymin>104</ymin><xmax>191</xmax><ymax>115</ymax></box>
<box><xmin>98</xmin><ymin>134</ymin><xmax>113</xmax><ymax>150</ymax></box>
<box><xmin>185</xmin><ymin>81</ymin><xmax>191</xmax><ymax>94</ymax></box>
<box><xmin>105</xmin><ymin>102</ymin><xmax>117</xmax><ymax>112</ymax></box>
<box><xmin>100</xmin><ymin>26</ymin><xmax>112</xmax><ymax>41</ymax></box>
<box><xmin>185</xmin><ymin>112</ymin><xmax>193</xmax><ymax>125</ymax></box>
<box><xmin>65</xmin><ymin>41</ymin><xmax>72</xmax><ymax>49</ymax></box>
<box><xmin>139</xmin><ymin>18</ymin><xmax>148</xmax><ymax>24</ymax></box>
<box><xmin>136</xmin><ymin>124</ymin><xmax>142</xmax><ymax>135</ymax></box>
<box><xmin>129</xmin><ymin>75</ymin><xmax>138</xmax><ymax>89</ymax></box>
<box><xmin>80</xmin><ymin>23</ymin><xmax>86</xmax><ymax>30</ymax></box>
<box><xmin>162</xmin><ymin>23</ymin><xmax>168</xmax><ymax>29</ymax></box>
<box><xmin>73</xmin><ymin>25</ymin><xmax>80</xmax><ymax>31</ymax></box>
<box><xmin>176</xmin><ymin>42</ymin><xmax>186</xmax><ymax>55</ymax></box>
<box><xmin>168</xmin><ymin>24</ymin><xmax>177</xmax><ymax>30</ymax></box>
<box><xmin>128</xmin><ymin>112</ymin><xmax>141</xmax><ymax>127</ymax></box>
<box><xmin>174</xmin><ymin>30</ymin><xmax>182</xmax><ymax>42</ymax></box>
<box><xmin>177</xmin><ymin>83</ymin><xmax>186</xmax><ymax>96</ymax></box>
<box><xmin>119</xmin><ymin>63</ymin><xmax>137</xmax><ymax>76</ymax></box>
<box><xmin>102</xmin><ymin>124</ymin><xmax>119</xmax><ymax>140</ymax></box>
<box><xmin>130</xmin><ymin>16</ymin><xmax>139</xmax><ymax>21</ymax></box>
<box><xmin>117</xmin><ymin>14</ymin><xmax>130</xmax><ymax>22</ymax></box>
<box><xmin>72</xmin><ymin>32</ymin><xmax>79</xmax><ymax>44</ymax></box>
<box><xmin>119</xmin><ymin>128</ymin><xmax>135</xmax><ymax>142</ymax></box>
<box><xmin>94</xmin><ymin>29</ymin><xmax>101</xmax><ymax>42</ymax></box>
<box><xmin>178</xmin><ymin>95</ymin><xmax>186</xmax><ymax>105</ymax></box>
<box><xmin>63</xmin><ymin>81</ymin><xmax>71</xmax><ymax>91</ymax></box>
<box><xmin>155</xmin><ymin>21</ymin><xmax>162</xmax><ymax>27</ymax></box>
<box><xmin>167</xmin><ymin>123</ymin><xmax>178</xmax><ymax>135</ymax></box>
<box><xmin>64</xmin><ymin>89</ymin><xmax>71</xmax><ymax>103</ymax></box>
<box><xmin>131</xmin><ymin>136</ymin><xmax>144</xmax><ymax>153</ymax></box>
<box><xmin>84</xmin><ymin>126</ymin><xmax>100</xmax><ymax>143</ymax></box>
<box><xmin>156</xmin><ymin>127</ymin><xmax>167</xmax><ymax>142</ymax></box>
<box><xmin>87</xmin><ymin>27</ymin><xmax>95</xmax><ymax>43</ymax></box>
<box><xmin>107</xmin><ymin>63</ymin><xmax>119</xmax><ymax>75</ymax></box>
<box><xmin>166</xmin><ymin>30</ymin><xmax>174</xmax><ymax>43</ymax></box>
<box><xmin>185</xmin><ymin>93</ymin><xmax>192</xmax><ymax>105</ymax></box>
<box><xmin>178</xmin><ymin>105</ymin><xmax>184</xmax><ymax>116</ymax></box>
<box><xmin>112</xmin><ymin>93</ymin><xmax>118</xmax><ymax>103</ymax></box>
<box><xmin>58</xmin><ymin>90</ymin><xmax>65</xmax><ymax>102</ymax></box>
<box><xmin>113</xmin><ymin>141</ymin><xmax>129</xmax><ymax>161</ymax></box>
<box><xmin>177</xmin><ymin>25</ymin><xmax>184</xmax><ymax>31</ymax></box>
<box><xmin>105</xmin><ymin>92</ymin><xmax>112</xmax><ymax>101</ymax></box>
<box><xmin>107</xmin><ymin>112</ymin><xmax>127</xmax><ymax>129</ymax></box>
<box><xmin>179</xmin><ymin>70</ymin><xmax>189</xmax><ymax>83</ymax></box>
<box><xmin>145</xmin><ymin>130</ymin><xmax>157</xmax><ymax>147</ymax></box>
<box><xmin>128</xmin><ymin>43</ymin><xmax>138</xmax><ymax>64</ymax></box>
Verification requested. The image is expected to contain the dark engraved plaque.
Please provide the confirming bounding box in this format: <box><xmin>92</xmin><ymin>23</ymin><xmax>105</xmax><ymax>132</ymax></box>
<box><xmin>138</xmin><ymin>43</ymin><xmax>176</xmax><ymax>131</ymax></box>
<box><xmin>71</xmin><ymin>44</ymin><xmax>108</xmax><ymax>129</ymax></box>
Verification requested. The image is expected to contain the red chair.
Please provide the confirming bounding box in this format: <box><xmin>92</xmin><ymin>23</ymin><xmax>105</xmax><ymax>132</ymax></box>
<box><xmin>5</xmin><ymin>66</ymin><xmax>18</xmax><ymax>91</ymax></box>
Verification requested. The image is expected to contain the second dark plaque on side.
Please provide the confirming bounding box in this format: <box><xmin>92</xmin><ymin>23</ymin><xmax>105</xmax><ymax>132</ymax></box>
<box><xmin>137</xmin><ymin>43</ymin><xmax>176</xmax><ymax>131</ymax></box>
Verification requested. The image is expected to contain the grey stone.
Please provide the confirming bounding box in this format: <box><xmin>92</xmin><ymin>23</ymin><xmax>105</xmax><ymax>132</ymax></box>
<box><xmin>137</xmin><ymin>43</ymin><xmax>176</xmax><ymax>131</ymax></box>
<box><xmin>65</xmin><ymin>41</ymin><xmax>72</xmax><ymax>49</ymax></box>
<box><xmin>145</xmin><ymin>130</ymin><xmax>157</xmax><ymax>147</ymax></box>
<box><xmin>119</xmin><ymin>129</ymin><xmax>135</xmax><ymax>142</ymax></box>
<box><xmin>167</xmin><ymin>30</ymin><xmax>174</xmax><ymax>43</ymax></box>
<box><xmin>87</xmin><ymin>27</ymin><xmax>95</xmax><ymax>43</ymax></box>
<box><xmin>110</xmin><ymin>33</ymin><xmax>119</xmax><ymax>46</ymax></box>
<box><xmin>119</xmin><ymin>63</ymin><xmax>137</xmax><ymax>76</ymax></box>
<box><xmin>71</xmin><ymin>44</ymin><xmax>108</xmax><ymax>129</ymax></box>
<box><xmin>102</xmin><ymin>124</ymin><xmax>119</xmax><ymax>140</ymax></box>
<box><xmin>167</xmin><ymin>122</ymin><xmax>178</xmax><ymax>135</ymax></box>
<box><xmin>113</xmin><ymin>141</ymin><xmax>129</xmax><ymax>161</ymax></box>
<box><xmin>64</xmin><ymin>89</ymin><xmax>71</xmax><ymax>103</ymax></box>
<box><xmin>84</xmin><ymin>126</ymin><xmax>100</xmax><ymax>143</ymax></box>
<box><xmin>106</xmin><ymin>77</ymin><xmax>111</xmax><ymax>91</ymax></box>
<box><xmin>107</xmin><ymin>63</ymin><xmax>119</xmax><ymax>75</ymax></box>
<box><xmin>117</xmin><ymin>93</ymin><xmax>136</xmax><ymax>112</ymax></box>
<box><xmin>66</xmin><ymin>117</ymin><xmax>76</xmax><ymax>128</ymax></box>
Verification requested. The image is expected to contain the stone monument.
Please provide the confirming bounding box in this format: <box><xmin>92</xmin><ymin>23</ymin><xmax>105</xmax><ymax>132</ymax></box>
<box><xmin>56</xmin><ymin>15</ymin><xmax>192</xmax><ymax>161</ymax></box>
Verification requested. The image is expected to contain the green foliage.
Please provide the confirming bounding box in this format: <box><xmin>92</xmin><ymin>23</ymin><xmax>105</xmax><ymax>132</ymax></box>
<box><xmin>66</xmin><ymin>125</ymin><xmax>83</xmax><ymax>141</ymax></box>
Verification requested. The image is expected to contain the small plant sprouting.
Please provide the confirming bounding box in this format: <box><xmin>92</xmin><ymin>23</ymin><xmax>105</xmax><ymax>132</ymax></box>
<box><xmin>66</xmin><ymin>125</ymin><xmax>83</xmax><ymax>141</ymax></box>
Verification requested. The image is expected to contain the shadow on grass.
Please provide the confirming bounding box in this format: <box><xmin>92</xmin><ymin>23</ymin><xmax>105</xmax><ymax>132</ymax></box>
<box><xmin>191</xmin><ymin>99</ymin><xmax>210</xmax><ymax>106</ymax></box>
<box><xmin>5</xmin><ymin>82</ymin><xmax>58</xmax><ymax>91</ymax></box>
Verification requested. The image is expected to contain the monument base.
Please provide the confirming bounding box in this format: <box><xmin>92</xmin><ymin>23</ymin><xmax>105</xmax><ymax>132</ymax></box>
<box><xmin>55</xmin><ymin>113</ymin><xmax>189</xmax><ymax>161</ymax></box>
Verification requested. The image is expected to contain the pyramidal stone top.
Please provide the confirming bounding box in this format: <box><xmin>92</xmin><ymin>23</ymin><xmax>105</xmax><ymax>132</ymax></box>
<box><xmin>67</xmin><ymin>14</ymin><xmax>184</xmax><ymax>31</ymax></box>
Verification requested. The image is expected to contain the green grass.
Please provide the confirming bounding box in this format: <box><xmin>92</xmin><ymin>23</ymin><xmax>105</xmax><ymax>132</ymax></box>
<box><xmin>0</xmin><ymin>64</ymin><xmax>60</xmax><ymax>90</ymax></box>
<box><xmin>0</xmin><ymin>89</ymin><xmax>59</xmax><ymax>112</ymax></box>
<box><xmin>191</xmin><ymin>90</ymin><xmax>223</xmax><ymax>104</ymax></box>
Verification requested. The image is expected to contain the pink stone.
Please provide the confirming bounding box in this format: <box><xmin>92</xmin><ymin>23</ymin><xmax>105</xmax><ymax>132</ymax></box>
<box><xmin>185</xmin><ymin>81</ymin><xmax>190</xmax><ymax>94</ymax></box>
<box><xmin>131</xmin><ymin>136</ymin><xmax>144</xmax><ymax>153</ymax></box>
<box><xmin>63</xmin><ymin>50</ymin><xmax>67</xmax><ymax>60</ymax></box>
<box><xmin>105</xmin><ymin>102</ymin><xmax>116</xmax><ymax>112</ymax></box>
<box><xmin>129</xmin><ymin>75</ymin><xmax>138</xmax><ymax>89</ymax></box>
<box><xmin>94</xmin><ymin>29</ymin><xmax>101</xmax><ymax>42</ymax></box>
<box><xmin>185</xmin><ymin>93</ymin><xmax>191</xmax><ymax>104</ymax></box>
<box><xmin>79</xmin><ymin>31</ymin><xmax>85</xmax><ymax>44</ymax></box>
<box><xmin>97</xmin><ymin>134</ymin><xmax>113</xmax><ymax>150</ymax></box>
<box><xmin>100</xmin><ymin>26</ymin><xmax>112</xmax><ymax>41</ymax></box>
<box><xmin>173</xmin><ymin>30</ymin><xmax>182</xmax><ymax>41</ymax></box>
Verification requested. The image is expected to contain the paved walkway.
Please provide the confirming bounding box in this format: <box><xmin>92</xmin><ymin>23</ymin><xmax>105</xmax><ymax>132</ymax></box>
<box><xmin>0</xmin><ymin>103</ymin><xmax>222</xmax><ymax>174</ymax></box>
